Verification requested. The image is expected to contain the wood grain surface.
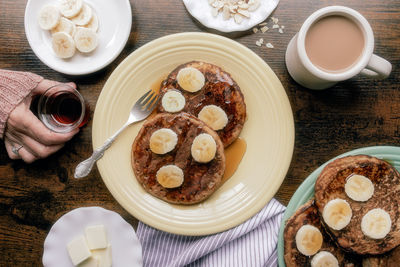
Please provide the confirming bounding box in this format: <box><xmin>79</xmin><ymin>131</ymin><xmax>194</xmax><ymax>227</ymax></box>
<box><xmin>0</xmin><ymin>0</ymin><xmax>399</xmax><ymax>265</ymax></box>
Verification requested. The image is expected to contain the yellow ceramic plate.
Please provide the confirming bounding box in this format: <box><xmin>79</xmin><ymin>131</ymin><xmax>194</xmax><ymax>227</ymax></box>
<box><xmin>93</xmin><ymin>32</ymin><xmax>294</xmax><ymax>236</ymax></box>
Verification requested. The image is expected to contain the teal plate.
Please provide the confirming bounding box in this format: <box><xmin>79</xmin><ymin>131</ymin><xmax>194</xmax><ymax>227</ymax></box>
<box><xmin>277</xmin><ymin>146</ymin><xmax>400</xmax><ymax>267</ymax></box>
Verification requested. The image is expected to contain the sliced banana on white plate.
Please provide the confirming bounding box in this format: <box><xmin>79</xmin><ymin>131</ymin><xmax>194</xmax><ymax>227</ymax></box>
<box><xmin>84</xmin><ymin>11</ymin><xmax>99</xmax><ymax>32</ymax></box>
<box><xmin>149</xmin><ymin>128</ymin><xmax>178</xmax><ymax>154</ymax></box>
<box><xmin>198</xmin><ymin>105</ymin><xmax>228</xmax><ymax>131</ymax></box>
<box><xmin>161</xmin><ymin>90</ymin><xmax>186</xmax><ymax>113</ymax></box>
<box><xmin>322</xmin><ymin>198</ymin><xmax>352</xmax><ymax>230</ymax></box>
<box><xmin>59</xmin><ymin>0</ymin><xmax>83</xmax><ymax>18</ymax></box>
<box><xmin>50</xmin><ymin>17</ymin><xmax>74</xmax><ymax>36</ymax></box>
<box><xmin>52</xmin><ymin>32</ymin><xmax>76</xmax><ymax>59</ymax></box>
<box><xmin>38</xmin><ymin>5</ymin><xmax>61</xmax><ymax>30</ymax></box>
<box><xmin>74</xmin><ymin>27</ymin><xmax>98</xmax><ymax>53</ymax></box>
<box><xmin>156</xmin><ymin>165</ymin><xmax>184</xmax><ymax>188</ymax></box>
<box><xmin>191</xmin><ymin>133</ymin><xmax>217</xmax><ymax>163</ymax></box>
<box><xmin>311</xmin><ymin>251</ymin><xmax>339</xmax><ymax>267</ymax></box>
<box><xmin>295</xmin><ymin>225</ymin><xmax>323</xmax><ymax>256</ymax></box>
<box><xmin>345</xmin><ymin>174</ymin><xmax>374</xmax><ymax>202</ymax></box>
<box><xmin>176</xmin><ymin>67</ymin><xmax>205</xmax><ymax>92</ymax></box>
<box><xmin>70</xmin><ymin>4</ymin><xmax>93</xmax><ymax>26</ymax></box>
<box><xmin>361</xmin><ymin>208</ymin><xmax>392</xmax><ymax>239</ymax></box>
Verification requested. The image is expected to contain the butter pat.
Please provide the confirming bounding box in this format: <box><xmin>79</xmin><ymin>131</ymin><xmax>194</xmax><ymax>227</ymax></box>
<box><xmin>78</xmin><ymin>256</ymin><xmax>99</xmax><ymax>267</ymax></box>
<box><xmin>67</xmin><ymin>235</ymin><xmax>92</xmax><ymax>266</ymax></box>
<box><xmin>92</xmin><ymin>244</ymin><xmax>112</xmax><ymax>267</ymax></box>
<box><xmin>85</xmin><ymin>225</ymin><xmax>108</xmax><ymax>250</ymax></box>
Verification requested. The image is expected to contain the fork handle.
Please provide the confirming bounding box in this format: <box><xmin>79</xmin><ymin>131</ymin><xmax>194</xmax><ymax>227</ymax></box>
<box><xmin>74</xmin><ymin>122</ymin><xmax>131</xmax><ymax>178</ymax></box>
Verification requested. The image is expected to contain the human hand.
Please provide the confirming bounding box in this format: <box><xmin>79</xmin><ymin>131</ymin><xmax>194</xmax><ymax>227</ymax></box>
<box><xmin>4</xmin><ymin>79</ymin><xmax>79</xmax><ymax>163</ymax></box>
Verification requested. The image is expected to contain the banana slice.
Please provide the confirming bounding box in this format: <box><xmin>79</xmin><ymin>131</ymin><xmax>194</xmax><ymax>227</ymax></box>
<box><xmin>50</xmin><ymin>17</ymin><xmax>74</xmax><ymax>36</ymax></box>
<box><xmin>74</xmin><ymin>27</ymin><xmax>98</xmax><ymax>53</ymax></box>
<box><xmin>149</xmin><ymin>128</ymin><xmax>178</xmax><ymax>154</ymax></box>
<box><xmin>198</xmin><ymin>105</ymin><xmax>228</xmax><ymax>131</ymax></box>
<box><xmin>59</xmin><ymin>0</ymin><xmax>83</xmax><ymax>18</ymax></box>
<box><xmin>345</xmin><ymin>174</ymin><xmax>374</xmax><ymax>202</ymax></box>
<box><xmin>52</xmin><ymin>32</ymin><xmax>76</xmax><ymax>59</ymax></box>
<box><xmin>84</xmin><ymin>11</ymin><xmax>99</xmax><ymax>32</ymax></box>
<box><xmin>295</xmin><ymin>225</ymin><xmax>323</xmax><ymax>256</ymax></box>
<box><xmin>161</xmin><ymin>90</ymin><xmax>186</xmax><ymax>113</ymax></box>
<box><xmin>70</xmin><ymin>4</ymin><xmax>93</xmax><ymax>26</ymax></box>
<box><xmin>311</xmin><ymin>251</ymin><xmax>339</xmax><ymax>267</ymax></box>
<box><xmin>38</xmin><ymin>5</ymin><xmax>61</xmax><ymax>30</ymax></box>
<box><xmin>322</xmin><ymin>198</ymin><xmax>352</xmax><ymax>230</ymax></box>
<box><xmin>156</xmin><ymin>165</ymin><xmax>184</xmax><ymax>188</ymax></box>
<box><xmin>361</xmin><ymin>208</ymin><xmax>392</xmax><ymax>239</ymax></box>
<box><xmin>176</xmin><ymin>67</ymin><xmax>205</xmax><ymax>92</ymax></box>
<box><xmin>191</xmin><ymin>133</ymin><xmax>217</xmax><ymax>163</ymax></box>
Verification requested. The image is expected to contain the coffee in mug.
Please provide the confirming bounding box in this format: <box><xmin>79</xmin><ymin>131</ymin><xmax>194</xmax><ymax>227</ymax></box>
<box><xmin>285</xmin><ymin>6</ymin><xmax>392</xmax><ymax>90</ymax></box>
<box><xmin>305</xmin><ymin>15</ymin><xmax>364</xmax><ymax>72</ymax></box>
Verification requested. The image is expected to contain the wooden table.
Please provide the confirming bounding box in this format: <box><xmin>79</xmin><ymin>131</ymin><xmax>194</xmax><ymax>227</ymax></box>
<box><xmin>0</xmin><ymin>0</ymin><xmax>399</xmax><ymax>265</ymax></box>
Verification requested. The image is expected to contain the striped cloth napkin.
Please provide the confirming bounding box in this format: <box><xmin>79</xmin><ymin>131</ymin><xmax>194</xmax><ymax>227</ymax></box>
<box><xmin>136</xmin><ymin>198</ymin><xmax>285</xmax><ymax>267</ymax></box>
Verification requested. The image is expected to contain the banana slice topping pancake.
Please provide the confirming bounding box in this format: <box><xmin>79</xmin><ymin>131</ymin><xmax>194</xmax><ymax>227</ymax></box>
<box><xmin>149</xmin><ymin>128</ymin><xmax>178</xmax><ymax>155</ymax></box>
<box><xmin>361</xmin><ymin>208</ymin><xmax>392</xmax><ymax>240</ymax></box>
<box><xmin>198</xmin><ymin>105</ymin><xmax>228</xmax><ymax>131</ymax></box>
<box><xmin>161</xmin><ymin>90</ymin><xmax>186</xmax><ymax>113</ymax></box>
<box><xmin>311</xmin><ymin>251</ymin><xmax>339</xmax><ymax>267</ymax></box>
<box><xmin>322</xmin><ymin>199</ymin><xmax>352</xmax><ymax>231</ymax></box>
<box><xmin>295</xmin><ymin>225</ymin><xmax>323</xmax><ymax>256</ymax></box>
<box><xmin>344</xmin><ymin>174</ymin><xmax>374</xmax><ymax>202</ymax></box>
<box><xmin>156</xmin><ymin>165</ymin><xmax>184</xmax><ymax>188</ymax></box>
<box><xmin>191</xmin><ymin>133</ymin><xmax>217</xmax><ymax>163</ymax></box>
<box><xmin>176</xmin><ymin>67</ymin><xmax>205</xmax><ymax>93</ymax></box>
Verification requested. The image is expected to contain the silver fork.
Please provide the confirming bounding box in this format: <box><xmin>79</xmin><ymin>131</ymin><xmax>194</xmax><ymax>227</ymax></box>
<box><xmin>74</xmin><ymin>90</ymin><xmax>159</xmax><ymax>179</ymax></box>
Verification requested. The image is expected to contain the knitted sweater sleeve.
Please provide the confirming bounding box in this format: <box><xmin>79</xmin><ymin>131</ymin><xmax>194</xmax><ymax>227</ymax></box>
<box><xmin>0</xmin><ymin>70</ymin><xmax>43</xmax><ymax>139</ymax></box>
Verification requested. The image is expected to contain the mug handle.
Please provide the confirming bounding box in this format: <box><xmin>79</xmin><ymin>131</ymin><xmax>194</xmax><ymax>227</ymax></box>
<box><xmin>360</xmin><ymin>54</ymin><xmax>392</xmax><ymax>79</ymax></box>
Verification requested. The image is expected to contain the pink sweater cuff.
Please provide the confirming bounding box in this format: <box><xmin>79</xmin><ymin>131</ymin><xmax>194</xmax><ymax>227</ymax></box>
<box><xmin>0</xmin><ymin>70</ymin><xmax>43</xmax><ymax>139</ymax></box>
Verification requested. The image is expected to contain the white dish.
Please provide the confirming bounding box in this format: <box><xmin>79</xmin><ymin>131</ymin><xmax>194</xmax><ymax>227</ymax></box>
<box><xmin>42</xmin><ymin>207</ymin><xmax>142</xmax><ymax>267</ymax></box>
<box><xmin>183</xmin><ymin>0</ymin><xmax>279</xmax><ymax>33</ymax></box>
<box><xmin>24</xmin><ymin>0</ymin><xmax>132</xmax><ymax>75</ymax></box>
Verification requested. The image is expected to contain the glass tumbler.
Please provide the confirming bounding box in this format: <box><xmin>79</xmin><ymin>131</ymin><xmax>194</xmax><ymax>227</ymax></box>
<box><xmin>37</xmin><ymin>84</ymin><xmax>89</xmax><ymax>133</ymax></box>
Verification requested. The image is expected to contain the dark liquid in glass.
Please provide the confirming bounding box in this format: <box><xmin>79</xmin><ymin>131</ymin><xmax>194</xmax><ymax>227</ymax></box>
<box><xmin>31</xmin><ymin>92</ymin><xmax>89</xmax><ymax>127</ymax></box>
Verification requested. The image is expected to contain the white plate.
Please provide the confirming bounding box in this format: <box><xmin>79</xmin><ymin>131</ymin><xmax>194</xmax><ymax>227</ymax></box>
<box><xmin>42</xmin><ymin>207</ymin><xmax>142</xmax><ymax>267</ymax></box>
<box><xmin>93</xmin><ymin>32</ymin><xmax>294</xmax><ymax>236</ymax></box>
<box><xmin>24</xmin><ymin>0</ymin><xmax>132</xmax><ymax>75</ymax></box>
<box><xmin>183</xmin><ymin>0</ymin><xmax>279</xmax><ymax>33</ymax></box>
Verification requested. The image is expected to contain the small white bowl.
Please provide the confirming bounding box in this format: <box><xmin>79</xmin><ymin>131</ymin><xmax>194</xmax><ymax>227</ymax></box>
<box><xmin>25</xmin><ymin>0</ymin><xmax>132</xmax><ymax>75</ymax></box>
<box><xmin>183</xmin><ymin>0</ymin><xmax>279</xmax><ymax>33</ymax></box>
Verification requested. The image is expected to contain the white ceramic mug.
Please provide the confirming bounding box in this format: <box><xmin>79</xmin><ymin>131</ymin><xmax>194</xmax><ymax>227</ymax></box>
<box><xmin>285</xmin><ymin>6</ymin><xmax>392</xmax><ymax>90</ymax></box>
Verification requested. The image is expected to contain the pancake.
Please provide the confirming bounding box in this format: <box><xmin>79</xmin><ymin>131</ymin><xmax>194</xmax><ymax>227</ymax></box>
<box><xmin>158</xmin><ymin>61</ymin><xmax>246</xmax><ymax>147</ymax></box>
<box><xmin>131</xmin><ymin>112</ymin><xmax>225</xmax><ymax>204</ymax></box>
<box><xmin>362</xmin><ymin>245</ymin><xmax>400</xmax><ymax>267</ymax></box>
<box><xmin>284</xmin><ymin>199</ymin><xmax>360</xmax><ymax>267</ymax></box>
<box><xmin>314</xmin><ymin>155</ymin><xmax>400</xmax><ymax>255</ymax></box>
